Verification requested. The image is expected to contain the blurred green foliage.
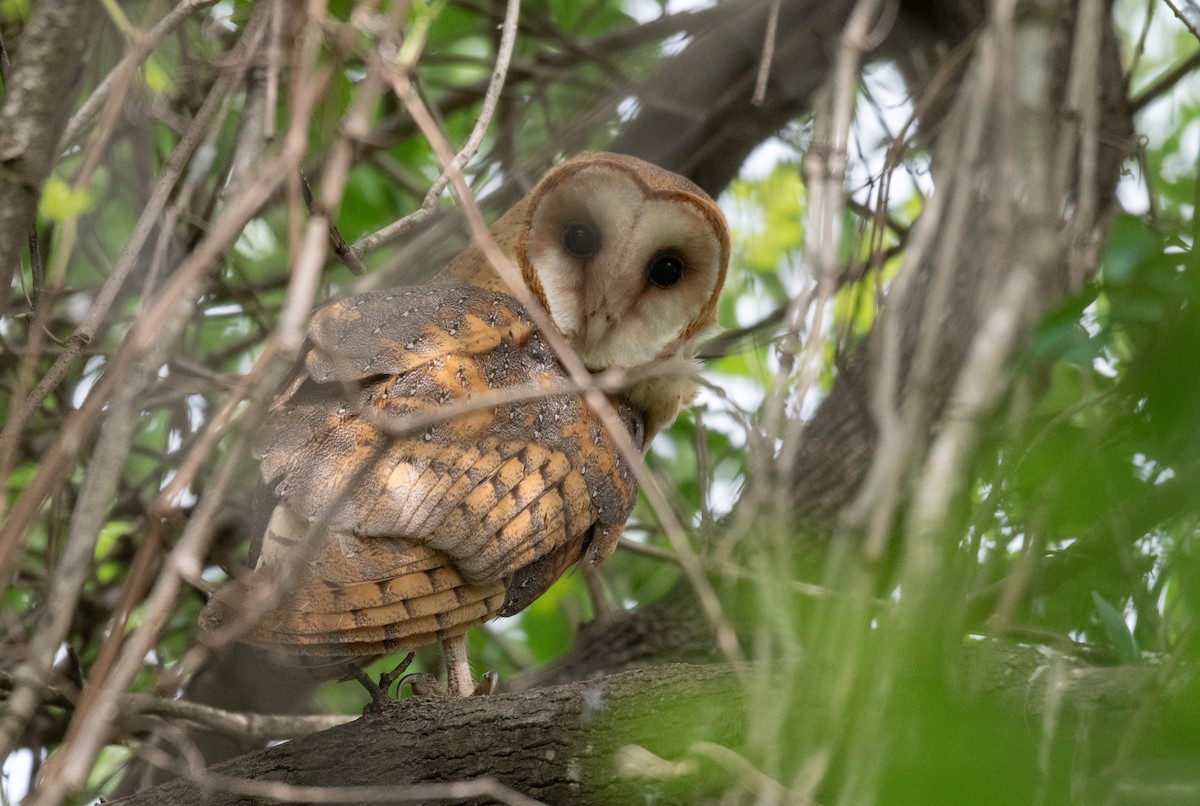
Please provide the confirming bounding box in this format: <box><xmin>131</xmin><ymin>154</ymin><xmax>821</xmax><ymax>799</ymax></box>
<box><xmin>2</xmin><ymin>0</ymin><xmax>1199</xmax><ymax>803</ymax></box>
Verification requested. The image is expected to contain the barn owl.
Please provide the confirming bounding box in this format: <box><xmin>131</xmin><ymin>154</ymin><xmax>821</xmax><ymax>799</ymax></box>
<box><xmin>201</xmin><ymin>153</ymin><xmax>730</xmax><ymax>696</ymax></box>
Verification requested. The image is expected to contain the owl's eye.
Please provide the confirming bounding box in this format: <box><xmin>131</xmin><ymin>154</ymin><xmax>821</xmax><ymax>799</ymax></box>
<box><xmin>563</xmin><ymin>223</ymin><xmax>599</xmax><ymax>258</ymax></box>
<box><xmin>648</xmin><ymin>253</ymin><xmax>684</xmax><ymax>288</ymax></box>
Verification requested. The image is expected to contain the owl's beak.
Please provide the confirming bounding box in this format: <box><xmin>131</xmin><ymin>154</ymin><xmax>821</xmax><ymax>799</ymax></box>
<box><xmin>582</xmin><ymin>310</ymin><xmax>611</xmax><ymax>353</ymax></box>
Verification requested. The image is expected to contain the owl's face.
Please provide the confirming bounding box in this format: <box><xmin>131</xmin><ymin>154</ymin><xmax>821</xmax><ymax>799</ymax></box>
<box><xmin>517</xmin><ymin>153</ymin><xmax>730</xmax><ymax>371</ymax></box>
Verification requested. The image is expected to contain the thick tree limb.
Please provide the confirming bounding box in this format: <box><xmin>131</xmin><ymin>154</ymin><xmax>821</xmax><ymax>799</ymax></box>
<box><xmin>112</xmin><ymin>665</ymin><xmax>745</xmax><ymax>806</ymax></box>
<box><xmin>0</xmin><ymin>0</ymin><xmax>98</xmax><ymax>295</ymax></box>
<box><xmin>112</xmin><ymin>645</ymin><xmax>1197</xmax><ymax>806</ymax></box>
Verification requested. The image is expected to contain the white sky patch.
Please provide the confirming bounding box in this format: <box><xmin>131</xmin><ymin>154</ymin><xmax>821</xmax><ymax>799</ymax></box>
<box><xmin>234</xmin><ymin>218</ymin><xmax>278</xmax><ymax>261</ymax></box>
<box><xmin>739</xmin><ymin>138</ymin><xmax>798</xmax><ymax>181</ymax></box>
<box><xmin>1051</xmin><ymin>536</ymin><xmax>1077</xmax><ymax>552</ymax></box>
<box><xmin>206</xmin><ymin>302</ymin><xmax>245</xmax><ymax>317</ymax></box>
<box><xmin>202</xmin><ymin>564</ymin><xmax>229</xmax><ymax>585</ymax></box>
<box><xmin>1122</xmin><ymin>597</ymin><xmax>1139</xmax><ymax>634</ymax></box>
<box><xmin>624</xmin><ymin>0</ymin><xmax>716</xmax><ymax>24</ymax></box>
<box><xmin>650</xmin><ymin>433</ymin><xmax>678</xmax><ymax>461</ymax></box>
<box><xmin>72</xmin><ymin>355</ymin><xmax>106</xmax><ymax>409</ymax></box>
<box><xmin>706</xmin><ymin>460</ymin><xmax>745</xmax><ymax>518</ymax></box>
<box><xmin>1116</xmin><ymin>165</ymin><xmax>1150</xmax><ymax>214</ymax></box>
<box><xmin>65</xmin><ymin>291</ymin><xmax>94</xmax><ymax>324</ymax></box>
<box><xmin>660</xmin><ymin>31</ymin><xmax>692</xmax><ymax>56</ymax></box>
<box><xmin>1132</xmin><ymin>452</ymin><xmax>1176</xmax><ymax>486</ymax></box>
<box><xmin>616</xmin><ymin>95</ymin><xmax>641</xmax><ymax>123</ymax></box>
<box><xmin>208</xmin><ymin>1</ymin><xmax>237</xmax><ymax>31</ymax></box>
<box><xmin>792</xmin><ymin>379</ymin><xmax>823</xmax><ymax>421</ymax></box>
<box><xmin>1093</xmin><ymin>351</ymin><xmax>1118</xmax><ymax>378</ymax></box>
<box><xmin>472</xmin><ymin>167</ymin><xmax>505</xmax><ymax>200</ymax></box>
<box><xmin>160</xmin><ymin>469</ymin><xmax>198</xmax><ymax>508</ymax></box>
<box><xmin>1081</xmin><ymin>300</ymin><xmax>1101</xmax><ymax>336</ymax></box>
<box><xmin>853</xmin><ymin>64</ymin><xmax>926</xmax><ymax>205</ymax></box>
<box><xmin>1137</xmin><ymin>532</ymin><xmax>1166</xmax><ymax>589</ymax></box>
<box><xmin>2</xmin><ymin>749</ymin><xmax>35</xmax><ymax>805</ymax></box>
<box><xmin>187</xmin><ymin>394</ymin><xmax>207</xmax><ymax>431</ymax></box>
<box><xmin>1132</xmin><ymin>452</ymin><xmax>1155</xmax><ymax>482</ymax></box>
<box><xmin>1163</xmin><ymin>118</ymin><xmax>1200</xmax><ymax>179</ymax></box>
<box><xmin>732</xmin><ymin>285</ymin><xmax>777</xmax><ymax>328</ymax></box>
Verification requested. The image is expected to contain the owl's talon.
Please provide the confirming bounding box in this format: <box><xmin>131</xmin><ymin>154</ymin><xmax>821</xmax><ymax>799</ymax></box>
<box><xmin>399</xmin><ymin>672</ymin><xmax>445</xmax><ymax>698</ymax></box>
<box><xmin>395</xmin><ymin>670</ymin><xmax>496</xmax><ymax>698</ymax></box>
<box><xmin>473</xmin><ymin>671</ymin><xmax>499</xmax><ymax>696</ymax></box>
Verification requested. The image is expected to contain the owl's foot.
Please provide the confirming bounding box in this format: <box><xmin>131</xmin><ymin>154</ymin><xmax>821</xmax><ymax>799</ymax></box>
<box><xmin>387</xmin><ymin>634</ymin><xmax>496</xmax><ymax>697</ymax></box>
<box><xmin>346</xmin><ymin>639</ymin><xmax>497</xmax><ymax>703</ymax></box>
<box><xmin>473</xmin><ymin>670</ymin><xmax>499</xmax><ymax>695</ymax></box>
<box><xmin>345</xmin><ymin>652</ymin><xmax>416</xmax><ymax>711</ymax></box>
<box><xmin>396</xmin><ymin>670</ymin><xmax>498</xmax><ymax>697</ymax></box>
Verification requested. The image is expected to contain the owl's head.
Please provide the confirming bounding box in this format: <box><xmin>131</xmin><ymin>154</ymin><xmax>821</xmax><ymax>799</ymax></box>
<box><xmin>515</xmin><ymin>152</ymin><xmax>730</xmax><ymax>371</ymax></box>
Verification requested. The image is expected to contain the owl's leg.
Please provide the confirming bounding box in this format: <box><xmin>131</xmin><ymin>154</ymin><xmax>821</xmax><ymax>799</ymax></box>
<box><xmin>440</xmin><ymin>635</ymin><xmax>499</xmax><ymax>696</ymax></box>
<box><xmin>442</xmin><ymin>634</ymin><xmax>474</xmax><ymax>697</ymax></box>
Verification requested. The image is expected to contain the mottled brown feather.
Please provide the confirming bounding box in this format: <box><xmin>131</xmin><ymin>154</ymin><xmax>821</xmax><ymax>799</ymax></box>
<box><xmin>203</xmin><ymin>286</ymin><xmax>641</xmax><ymax>666</ymax></box>
<box><xmin>202</xmin><ymin>153</ymin><xmax>730</xmax><ymax>680</ymax></box>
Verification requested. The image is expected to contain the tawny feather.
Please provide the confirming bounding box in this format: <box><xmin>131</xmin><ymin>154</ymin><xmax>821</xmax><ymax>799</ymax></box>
<box><xmin>201</xmin><ymin>153</ymin><xmax>729</xmax><ymax>679</ymax></box>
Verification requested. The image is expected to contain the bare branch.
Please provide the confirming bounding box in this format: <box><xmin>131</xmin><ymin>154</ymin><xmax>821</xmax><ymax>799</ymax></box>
<box><xmin>351</xmin><ymin>0</ymin><xmax>521</xmax><ymax>257</ymax></box>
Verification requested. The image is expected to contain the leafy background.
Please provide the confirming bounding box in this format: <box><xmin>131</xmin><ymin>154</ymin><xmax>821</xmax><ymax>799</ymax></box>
<box><xmin>1</xmin><ymin>0</ymin><xmax>1199</xmax><ymax>802</ymax></box>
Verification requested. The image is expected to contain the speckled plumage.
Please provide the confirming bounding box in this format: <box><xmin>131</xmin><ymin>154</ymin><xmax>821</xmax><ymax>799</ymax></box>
<box><xmin>202</xmin><ymin>153</ymin><xmax>729</xmax><ymax>690</ymax></box>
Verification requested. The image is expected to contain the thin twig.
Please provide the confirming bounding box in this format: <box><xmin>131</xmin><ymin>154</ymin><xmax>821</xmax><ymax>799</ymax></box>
<box><xmin>59</xmin><ymin>0</ymin><xmax>219</xmax><ymax>151</ymax></box>
<box><xmin>0</xmin><ymin>13</ymin><xmax>259</xmax><ymax>530</ymax></box>
<box><xmin>752</xmin><ymin>0</ymin><xmax>781</xmax><ymax>106</ymax></box>
<box><xmin>0</xmin><ymin>674</ymin><xmax>353</xmax><ymax>742</ymax></box>
<box><xmin>6</xmin><ymin>104</ymin><xmax>308</xmax><ymax>805</ymax></box>
<box><xmin>351</xmin><ymin>0</ymin><xmax>521</xmax><ymax>258</ymax></box>
<box><xmin>301</xmin><ymin>170</ymin><xmax>367</xmax><ymax>275</ymax></box>
<box><xmin>1163</xmin><ymin>0</ymin><xmax>1200</xmax><ymax>44</ymax></box>
<box><xmin>1129</xmin><ymin>48</ymin><xmax>1200</xmax><ymax>113</ymax></box>
<box><xmin>26</xmin><ymin>429</ymin><xmax>255</xmax><ymax>803</ymax></box>
<box><xmin>772</xmin><ymin>0</ymin><xmax>886</xmax><ymax>503</ymax></box>
<box><xmin>123</xmin><ymin>693</ymin><xmax>355</xmax><ymax>742</ymax></box>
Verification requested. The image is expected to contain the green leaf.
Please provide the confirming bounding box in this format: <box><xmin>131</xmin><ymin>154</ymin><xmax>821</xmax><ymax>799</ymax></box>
<box><xmin>1091</xmin><ymin>591</ymin><xmax>1141</xmax><ymax>665</ymax></box>
<box><xmin>0</xmin><ymin>0</ymin><xmax>30</xmax><ymax>22</ymax></box>
<box><xmin>39</xmin><ymin>175</ymin><xmax>94</xmax><ymax>222</ymax></box>
<box><xmin>95</xmin><ymin>520</ymin><xmax>133</xmax><ymax>561</ymax></box>
<box><xmin>143</xmin><ymin>58</ymin><xmax>173</xmax><ymax>94</ymax></box>
<box><xmin>1103</xmin><ymin>215</ymin><xmax>1161</xmax><ymax>285</ymax></box>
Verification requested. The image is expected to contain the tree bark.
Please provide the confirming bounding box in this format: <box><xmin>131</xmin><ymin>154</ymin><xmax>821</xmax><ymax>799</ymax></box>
<box><xmin>0</xmin><ymin>0</ymin><xmax>99</xmax><ymax>295</ymax></box>
<box><xmin>111</xmin><ymin>645</ymin><xmax>1196</xmax><ymax>806</ymax></box>
<box><xmin>112</xmin><ymin>665</ymin><xmax>744</xmax><ymax>806</ymax></box>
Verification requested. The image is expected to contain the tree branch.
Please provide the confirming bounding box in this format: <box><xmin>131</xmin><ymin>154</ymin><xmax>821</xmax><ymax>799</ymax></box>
<box><xmin>0</xmin><ymin>0</ymin><xmax>98</xmax><ymax>295</ymax></box>
<box><xmin>111</xmin><ymin>645</ymin><xmax>1195</xmax><ymax>806</ymax></box>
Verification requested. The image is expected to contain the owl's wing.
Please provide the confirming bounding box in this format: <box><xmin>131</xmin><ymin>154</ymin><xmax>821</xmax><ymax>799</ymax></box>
<box><xmin>300</xmin><ymin>286</ymin><xmax>537</xmax><ymax>386</ymax></box>
<box><xmin>207</xmin><ymin>286</ymin><xmax>641</xmax><ymax>659</ymax></box>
